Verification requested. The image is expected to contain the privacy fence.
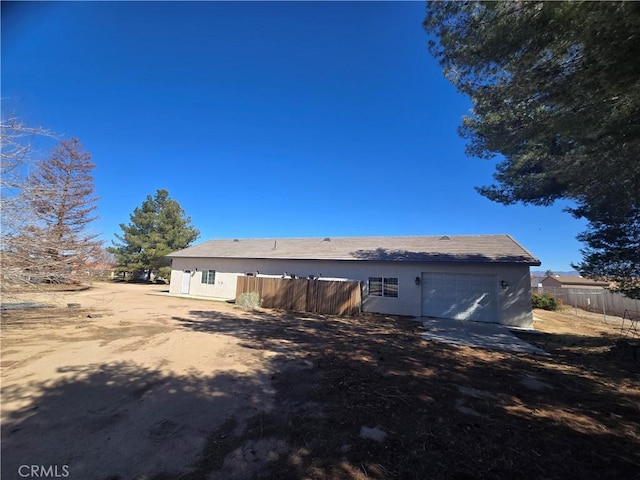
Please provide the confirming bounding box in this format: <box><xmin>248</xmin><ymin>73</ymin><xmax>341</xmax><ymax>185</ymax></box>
<box><xmin>538</xmin><ymin>286</ymin><xmax>640</xmax><ymax>318</ymax></box>
<box><xmin>236</xmin><ymin>276</ymin><xmax>362</xmax><ymax>316</ymax></box>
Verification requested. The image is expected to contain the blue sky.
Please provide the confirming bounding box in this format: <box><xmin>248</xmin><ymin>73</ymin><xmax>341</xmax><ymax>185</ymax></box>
<box><xmin>2</xmin><ymin>1</ymin><xmax>586</xmax><ymax>271</ymax></box>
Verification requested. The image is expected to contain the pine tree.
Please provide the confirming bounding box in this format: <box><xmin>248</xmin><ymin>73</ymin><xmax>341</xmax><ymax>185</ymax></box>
<box><xmin>109</xmin><ymin>189</ymin><xmax>200</xmax><ymax>280</ymax></box>
<box><xmin>424</xmin><ymin>1</ymin><xmax>640</xmax><ymax>297</ymax></box>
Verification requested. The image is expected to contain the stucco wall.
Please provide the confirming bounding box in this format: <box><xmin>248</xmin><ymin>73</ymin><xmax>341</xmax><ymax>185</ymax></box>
<box><xmin>168</xmin><ymin>257</ymin><xmax>533</xmax><ymax>327</ymax></box>
<box><xmin>494</xmin><ymin>264</ymin><xmax>535</xmax><ymax>328</ymax></box>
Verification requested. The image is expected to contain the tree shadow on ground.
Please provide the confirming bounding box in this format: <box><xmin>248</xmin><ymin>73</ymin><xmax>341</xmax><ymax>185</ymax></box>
<box><xmin>514</xmin><ymin>330</ymin><xmax>640</xmax><ymax>374</ymax></box>
<box><xmin>171</xmin><ymin>308</ymin><xmax>640</xmax><ymax>480</ymax></box>
<box><xmin>3</xmin><ymin>308</ymin><xmax>638</xmax><ymax>480</ymax></box>
<box><xmin>1</xmin><ymin>361</ymin><xmax>281</xmax><ymax>480</ymax></box>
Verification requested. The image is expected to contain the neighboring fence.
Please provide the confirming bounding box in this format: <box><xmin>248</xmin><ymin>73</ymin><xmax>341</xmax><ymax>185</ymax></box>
<box><xmin>236</xmin><ymin>276</ymin><xmax>362</xmax><ymax>316</ymax></box>
<box><xmin>538</xmin><ymin>286</ymin><xmax>640</xmax><ymax>318</ymax></box>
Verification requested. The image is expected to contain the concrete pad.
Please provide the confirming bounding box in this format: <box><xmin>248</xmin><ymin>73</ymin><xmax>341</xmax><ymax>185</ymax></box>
<box><xmin>419</xmin><ymin>317</ymin><xmax>547</xmax><ymax>355</ymax></box>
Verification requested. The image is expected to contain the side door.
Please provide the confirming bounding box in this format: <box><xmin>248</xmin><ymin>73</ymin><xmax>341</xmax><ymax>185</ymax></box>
<box><xmin>181</xmin><ymin>270</ymin><xmax>191</xmax><ymax>294</ymax></box>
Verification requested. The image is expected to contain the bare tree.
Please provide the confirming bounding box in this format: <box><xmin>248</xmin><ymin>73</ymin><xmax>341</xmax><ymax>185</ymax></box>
<box><xmin>1</xmin><ymin>123</ymin><xmax>102</xmax><ymax>295</ymax></box>
<box><xmin>1</xmin><ymin>118</ymin><xmax>54</xmax><ymax>294</ymax></box>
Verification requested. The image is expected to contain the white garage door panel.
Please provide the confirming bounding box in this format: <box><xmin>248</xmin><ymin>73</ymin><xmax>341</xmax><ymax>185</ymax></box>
<box><xmin>421</xmin><ymin>273</ymin><xmax>498</xmax><ymax>322</ymax></box>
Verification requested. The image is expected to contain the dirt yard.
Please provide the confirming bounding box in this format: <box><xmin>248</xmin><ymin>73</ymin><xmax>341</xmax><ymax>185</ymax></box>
<box><xmin>1</xmin><ymin>282</ymin><xmax>639</xmax><ymax>480</ymax></box>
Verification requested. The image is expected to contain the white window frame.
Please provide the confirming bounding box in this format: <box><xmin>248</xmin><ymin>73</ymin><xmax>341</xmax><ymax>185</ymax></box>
<box><xmin>201</xmin><ymin>270</ymin><xmax>216</xmax><ymax>285</ymax></box>
<box><xmin>368</xmin><ymin>277</ymin><xmax>399</xmax><ymax>298</ymax></box>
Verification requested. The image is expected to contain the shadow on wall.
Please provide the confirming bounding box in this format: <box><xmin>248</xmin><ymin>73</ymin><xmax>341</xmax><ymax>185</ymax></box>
<box><xmin>502</xmin><ymin>283</ymin><xmax>535</xmax><ymax>327</ymax></box>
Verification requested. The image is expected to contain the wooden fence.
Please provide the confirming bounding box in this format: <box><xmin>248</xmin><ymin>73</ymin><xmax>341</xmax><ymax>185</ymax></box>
<box><xmin>539</xmin><ymin>287</ymin><xmax>640</xmax><ymax>318</ymax></box>
<box><xmin>236</xmin><ymin>276</ymin><xmax>362</xmax><ymax>316</ymax></box>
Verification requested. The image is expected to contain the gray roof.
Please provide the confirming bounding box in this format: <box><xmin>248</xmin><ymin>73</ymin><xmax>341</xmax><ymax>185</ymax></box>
<box><xmin>168</xmin><ymin>235</ymin><xmax>541</xmax><ymax>265</ymax></box>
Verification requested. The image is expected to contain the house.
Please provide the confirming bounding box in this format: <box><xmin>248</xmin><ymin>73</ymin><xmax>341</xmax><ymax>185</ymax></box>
<box><xmin>541</xmin><ymin>275</ymin><xmax>610</xmax><ymax>289</ymax></box>
<box><xmin>167</xmin><ymin>234</ymin><xmax>541</xmax><ymax>328</ymax></box>
<box><xmin>530</xmin><ymin>275</ymin><xmax>545</xmax><ymax>290</ymax></box>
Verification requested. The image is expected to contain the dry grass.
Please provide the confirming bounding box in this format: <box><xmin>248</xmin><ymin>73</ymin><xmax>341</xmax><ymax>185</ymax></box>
<box><xmin>173</xmin><ymin>306</ymin><xmax>640</xmax><ymax>479</ymax></box>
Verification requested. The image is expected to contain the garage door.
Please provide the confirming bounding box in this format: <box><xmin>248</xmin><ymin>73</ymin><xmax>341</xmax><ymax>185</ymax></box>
<box><xmin>421</xmin><ymin>273</ymin><xmax>498</xmax><ymax>322</ymax></box>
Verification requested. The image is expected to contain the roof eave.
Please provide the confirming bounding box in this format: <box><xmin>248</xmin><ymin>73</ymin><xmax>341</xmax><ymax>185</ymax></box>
<box><xmin>167</xmin><ymin>254</ymin><xmax>541</xmax><ymax>265</ymax></box>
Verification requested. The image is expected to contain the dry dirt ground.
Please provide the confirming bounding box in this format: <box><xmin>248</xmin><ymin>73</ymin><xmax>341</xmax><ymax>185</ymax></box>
<box><xmin>1</xmin><ymin>282</ymin><xmax>639</xmax><ymax>480</ymax></box>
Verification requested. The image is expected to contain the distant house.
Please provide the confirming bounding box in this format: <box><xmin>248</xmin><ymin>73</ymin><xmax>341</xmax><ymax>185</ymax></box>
<box><xmin>81</xmin><ymin>261</ymin><xmax>117</xmax><ymax>279</ymax></box>
<box><xmin>531</xmin><ymin>276</ymin><xmax>545</xmax><ymax>289</ymax></box>
<box><xmin>541</xmin><ymin>275</ymin><xmax>610</xmax><ymax>289</ymax></box>
<box><xmin>167</xmin><ymin>234</ymin><xmax>541</xmax><ymax>328</ymax></box>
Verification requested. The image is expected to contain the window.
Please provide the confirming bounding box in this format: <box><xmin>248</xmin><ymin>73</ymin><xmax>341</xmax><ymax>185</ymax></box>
<box><xmin>383</xmin><ymin>277</ymin><xmax>399</xmax><ymax>297</ymax></box>
<box><xmin>369</xmin><ymin>277</ymin><xmax>383</xmax><ymax>296</ymax></box>
<box><xmin>201</xmin><ymin>270</ymin><xmax>216</xmax><ymax>285</ymax></box>
<box><xmin>369</xmin><ymin>277</ymin><xmax>398</xmax><ymax>298</ymax></box>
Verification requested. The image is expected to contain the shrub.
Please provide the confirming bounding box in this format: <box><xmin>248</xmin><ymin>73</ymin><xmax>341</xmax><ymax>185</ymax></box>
<box><xmin>531</xmin><ymin>292</ymin><xmax>560</xmax><ymax>311</ymax></box>
<box><xmin>157</xmin><ymin>267</ymin><xmax>172</xmax><ymax>282</ymax></box>
<box><xmin>237</xmin><ymin>291</ymin><xmax>261</xmax><ymax>309</ymax></box>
